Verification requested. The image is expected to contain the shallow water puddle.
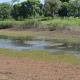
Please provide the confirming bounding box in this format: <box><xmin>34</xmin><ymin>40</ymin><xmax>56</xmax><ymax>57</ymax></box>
<box><xmin>0</xmin><ymin>39</ymin><xmax>56</xmax><ymax>51</ymax></box>
<box><xmin>0</xmin><ymin>39</ymin><xmax>80</xmax><ymax>56</ymax></box>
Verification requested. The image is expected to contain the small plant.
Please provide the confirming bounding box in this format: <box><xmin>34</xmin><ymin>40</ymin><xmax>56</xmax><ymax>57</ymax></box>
<box><xmin>0</xmin><ymin>21</ymin><xmax>13</xmax><ymax>29</ymax></box>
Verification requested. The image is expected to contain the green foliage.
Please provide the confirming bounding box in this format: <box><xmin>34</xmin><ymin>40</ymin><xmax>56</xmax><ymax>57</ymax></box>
<box><xmin>0</xmin><ymin>19</ymin><xmax>40</xmax><ymax>29</ymax></box>
<box><xmin>70</xmin><ymin>0</ymin><xmax>80</xmax><ymax>15</ymax></box>
<box><xmin>0</xmin><ymin>17</ymin><xmax>80</xmax><ymax>29</ymax></box>
<box><xmin>0</xmin><ymin>21</ymin><xmax>13</xmax><ymax>29</ymax></box>
<box><xmin>0</xmin><ymin>0</ymin><xmax>80</xmax><ymax>21</ymax></box>
<box><xmin>58</xmin><ymin>2</ymin><xmax>69</xmax><ymax>16</ymax></box>
<box><xmin>0</xmin><ymin>3</ymin><xmax>11</xmax><ymax>20</ymax></box>
<box><xmin>60</xmin><ymin>0</ymin><xmax>69</xmax><ymax>2</ymax></box>
<box><xmin>0</xmin><ymin>0</ymin><xmax>79</xmax><ymax>20</ymax></box>
<box><xmin>11</xmin><ymin>0</ymin><xmax>42</xmax><ymax>20</ymax></box>
<box><xmin>44</xmin><ymin>0</ymin><xmax>62</xmax><ymax>17</ymax></box>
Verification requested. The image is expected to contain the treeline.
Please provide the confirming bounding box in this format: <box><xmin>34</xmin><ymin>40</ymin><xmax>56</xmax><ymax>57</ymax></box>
<box><xmin>0</xmin><ymin>0</ymin><xmax>80</xmax><ymax>20</ymax></box>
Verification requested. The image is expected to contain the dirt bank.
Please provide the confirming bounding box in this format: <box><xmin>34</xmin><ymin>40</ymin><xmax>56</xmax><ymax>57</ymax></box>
<box><xmin>0</xmin><ymin>56</ymin><xmax>80</xmax><ymax>80</ymax></box>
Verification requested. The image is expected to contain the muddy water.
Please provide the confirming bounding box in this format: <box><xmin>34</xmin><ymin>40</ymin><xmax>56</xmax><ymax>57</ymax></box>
<box><xmin>0</xmin><ymin>39</ymin><xmax>80</xmax><ymax>56</ymax></box>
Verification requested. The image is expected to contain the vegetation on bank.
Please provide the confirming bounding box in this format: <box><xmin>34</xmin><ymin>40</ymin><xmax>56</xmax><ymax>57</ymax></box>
<box><xmin>0</xmin><ymin>0</ymin><xmax>80</xmax><ymax>30</ymax></box>
<box><xmin>0</xmin><ymin>48</ymin><xmax>79</xmax><ymax>64</ymax></box>
<box><xmin>0</xmin><ymin>18</ymin><xmax>80</xmax><ymax>30</ymax></box>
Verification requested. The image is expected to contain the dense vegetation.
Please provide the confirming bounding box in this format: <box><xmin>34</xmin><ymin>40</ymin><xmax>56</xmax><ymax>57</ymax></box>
<box><xmin>0</xmin><ymin>0</ymin><xmax>80</xmax><ymax>20</ymax></box>
<box><xmin>0</xmin><ymin>0</ymin><xmax>80</xmax><ymax>29</ymax></box>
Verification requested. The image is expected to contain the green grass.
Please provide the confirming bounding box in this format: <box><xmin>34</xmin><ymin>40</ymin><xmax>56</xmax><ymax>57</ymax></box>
<box><xmin>41</xmin><ymin>17</ymin><xmax>80</xmax><ymax>26</ymax></box>
<box><xmin>0</xmin><ymin>48</ymin><xmax>80</xmax><ymax>64</ymax></box>
<box><xmin>0</xmin><ymin>19</ymin><xmax>39</xmax><ymax>29</ymax></box>
<box><xmin>0</xmin><ymin>17</ymin><xmax>80</xmax><ymax>29</ymax></box>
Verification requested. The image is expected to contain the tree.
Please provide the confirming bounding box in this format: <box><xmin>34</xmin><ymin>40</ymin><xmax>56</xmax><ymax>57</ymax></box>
<box><xmin>0</xmin><ymin>3</ymin><xmax>11</xmax><ymax>20</ymax></box>
<box><xmin>11</xmin><ymin>3</ymin><xmax>21</xmax><ymax>20</ymax></box>
<box><xmin>60</xmin><ymin>0</ymin><xmax>69</xmax><ymax>2</ymax></box>
<box><xmin>70</xmin><ymin>0</ymin><xmax>80</xmax><ymax>15</ymax></box>
<box><xmin>44</xmin><ymin>0</ymin><xmax>61</xmax><ymax>17</ymax></box>
<box><xmin>58</xmin><ymin>2</ymin><xmax>69</xmax><ymax>17</ymax></box>
<box><xmin>27</xmin><ymin>0</ymin><xmax>41</xmax><ymax>17</ymax></box>
<box><xmin>11</xmin><ymin>0</ymin><xmax>42</xmax><ymax>20</ymax></box>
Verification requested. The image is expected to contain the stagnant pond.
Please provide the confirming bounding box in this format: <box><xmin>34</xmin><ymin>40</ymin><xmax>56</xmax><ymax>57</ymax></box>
<box><xmin>0</xmin><ymin>39</ymin><xmax>80</xmax><ymax>56</ymax></box>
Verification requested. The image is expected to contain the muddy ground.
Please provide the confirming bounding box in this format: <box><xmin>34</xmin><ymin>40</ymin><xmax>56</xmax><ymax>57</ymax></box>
<box><xmin>0</xmin><ymin>56</ymin><xmax>79</xmax><ymax>80</ymax></box>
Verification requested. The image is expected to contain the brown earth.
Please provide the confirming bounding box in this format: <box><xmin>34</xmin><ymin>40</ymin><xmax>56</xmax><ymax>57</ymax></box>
<box><xmin>0</xmin><ymin>56</ymin><xmax>80</xmax><ymax>80</ymax></box>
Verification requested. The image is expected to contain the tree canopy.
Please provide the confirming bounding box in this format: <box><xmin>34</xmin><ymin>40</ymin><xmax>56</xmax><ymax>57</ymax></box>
<box><xmin>0</xmin><ymin>0</ymin><xmax>79</xmax><ymax>20</ymax></box>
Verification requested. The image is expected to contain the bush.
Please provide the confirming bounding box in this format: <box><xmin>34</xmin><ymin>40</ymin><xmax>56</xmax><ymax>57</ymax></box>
<box><xmin>0</xmin><ymin>21</ymin><xmax>13</xmax><ymax>29</ymax></box>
